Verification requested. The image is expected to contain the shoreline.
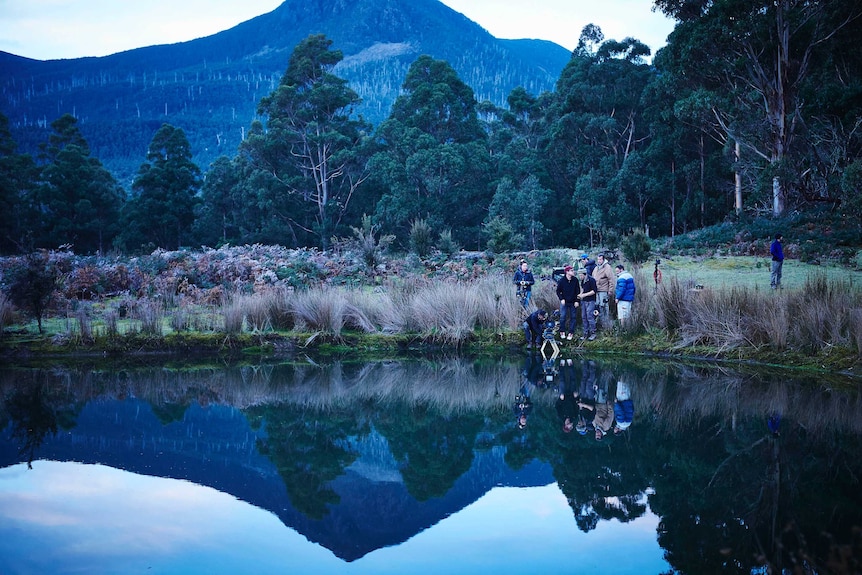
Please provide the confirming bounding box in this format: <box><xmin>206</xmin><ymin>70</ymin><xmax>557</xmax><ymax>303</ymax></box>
<box><xmin>2</xmin><ymin>330</ymin><xmax>859</xmax><ymax>380</ymax></box>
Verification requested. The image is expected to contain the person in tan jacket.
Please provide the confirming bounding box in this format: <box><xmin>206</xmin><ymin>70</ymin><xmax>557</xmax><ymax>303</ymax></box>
<box><xmin>591</xmin><ymin>253</ymin><xmax>615</xmax><ymax>330</ymax></box>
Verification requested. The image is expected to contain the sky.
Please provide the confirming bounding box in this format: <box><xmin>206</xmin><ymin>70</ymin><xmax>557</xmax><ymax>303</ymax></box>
<box><xmin>0</xmin><ymin>0</ymin><xmax>675</xmax><ymax>61</ymax></box>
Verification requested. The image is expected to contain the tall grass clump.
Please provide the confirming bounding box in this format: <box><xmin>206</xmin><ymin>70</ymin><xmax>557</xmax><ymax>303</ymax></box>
<box><xmin>409</xmin><ymin>218</ymin><xmax>434</xmax><ymax>258</ymax></box>
<box><xmin>651</xmin><ymin>277</ymin><xmax>691</xmax><ymax>332</ymax></box>
<box><xmin>292</xmin><ymin>288</ymin><xmax>348</xmax><ymax>335</ymax></box>
<box><xmin>350</xmin><ymin>214</ymin><xmax>395</xmax><ymax>274</ymax></box>
<box><xmin>103</xmin><ymin>308</ymin><xmax>120</xmax><ymax>338</ymax></box>
<box><xmin>411</xmin><ymin>282</ymin><xmax>480</xmax><ymax>344</ymax></box>
<box><xmin>75</xmin><ymin>304</ymin><xmax>93</xmax><ymax>342</ymax></box>
<box><xmin>473</xmin><ymin>276</ymin><xmax>522</xmax><ymax>331</ymax></box>
<box><xmin>221</xmin><ymin>297</ymin><xmax>246</xmax><ymax>335</ymax></box>
<box><xmin>135</xmin><ymin>299</ymin><xmax>165</xmax><ymax>336</ymax></box>
<box><xmin>345</xmin><ymin>289</ymin><xmax>405</xmax><ymax>333</ymax></box>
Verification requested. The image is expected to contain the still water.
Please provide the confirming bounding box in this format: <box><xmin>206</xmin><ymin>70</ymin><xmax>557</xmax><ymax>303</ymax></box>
<box><xmin>1</xmin><ymin>355</ymin><xmax>860</xmax><ymax>574</ymax></box>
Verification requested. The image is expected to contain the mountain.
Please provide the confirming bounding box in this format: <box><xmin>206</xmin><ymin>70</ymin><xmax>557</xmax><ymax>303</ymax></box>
<box><xmin>0</xmin><ymin>397</ymin><xmax>555</xmax><ymax>561</ymax></box>
<box><xmin>0</xmin><ymin>0</ymin><xmax>571</xmax><ymax>185</ymax></box>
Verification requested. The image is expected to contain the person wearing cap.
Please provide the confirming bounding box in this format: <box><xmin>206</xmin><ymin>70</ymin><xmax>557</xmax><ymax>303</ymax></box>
<box><xmin>576</xmin><ymin>268</ymin><xmax>598</xmax><ymax>340</ymax></box>
<box><xmin>615</xmin><ymin>264</ymin><xmax>636</xmax><ymax>322</ymax></box>
<box><xmin>579</xmin><ymin>253</ymin><xmax>596</xmax><ymax>277</ymax></box>
<box><xmin>555</xmin><ymin>265</ymin><xmax>580</xmax><ymax>341</ymax></box>
<box><xmin>592</xmin><ymin>253</ymin><xmax>615</xmax><ymax>331</ymax></box>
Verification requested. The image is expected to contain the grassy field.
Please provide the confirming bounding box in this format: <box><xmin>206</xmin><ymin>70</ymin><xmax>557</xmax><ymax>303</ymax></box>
<box><xmin>647</xmin><ymin>255</ymin><xmax>857</xmax><ymax>291</ymax></box>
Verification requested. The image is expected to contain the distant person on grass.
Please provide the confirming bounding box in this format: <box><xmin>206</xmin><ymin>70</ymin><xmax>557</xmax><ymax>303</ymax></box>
<box><xmin>770</xmin><ymin>233</ymin><xmax>784</xmax><ymax>289</ymax></box>
<box><xmin>615</xmin><ymin>264</ymin><xmax>636</xmax><ymax>323</ymax></box>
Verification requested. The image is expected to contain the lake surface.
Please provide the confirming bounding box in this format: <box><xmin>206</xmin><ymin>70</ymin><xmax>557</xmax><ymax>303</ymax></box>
<box><xmin>1</xmin><ymin>354</ymin><xmax>860</xmax><ymax>574</ymax></box>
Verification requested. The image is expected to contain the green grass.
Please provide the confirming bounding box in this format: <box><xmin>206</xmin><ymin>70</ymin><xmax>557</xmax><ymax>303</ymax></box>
<box><xmin>648</xmin><ymin>255</ymin><xmax>856</xmax><ymax>291</ymax></box>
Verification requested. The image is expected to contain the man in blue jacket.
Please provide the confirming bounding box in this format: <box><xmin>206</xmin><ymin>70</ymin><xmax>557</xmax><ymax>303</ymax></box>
<box><xmin>770</xmin><ymin>233</ymin><xmax>784</xmax><ymax>289</ymax></box>
<box><xmin>614</xmin><ymin>264</ymin><xmax>636</xmax><ymax>323</ymax></box>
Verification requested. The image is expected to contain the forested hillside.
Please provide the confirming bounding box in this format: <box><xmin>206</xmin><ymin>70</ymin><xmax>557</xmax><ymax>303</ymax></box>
<box><xmin>0</xmin><ymin>0</ymin><xmax>569</xmax><ymax>183</ymax></box>
<box><xmin>0</xmin><ymin>0</ymin><xmax>860</xmax><ymax>257</ymax></box>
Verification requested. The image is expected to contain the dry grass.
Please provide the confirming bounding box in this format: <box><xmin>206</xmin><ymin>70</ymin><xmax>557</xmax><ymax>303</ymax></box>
<box><xmin>642</xmin><ymin>270</ymin><xmax>862</xmax><ymax>355</ymax></box>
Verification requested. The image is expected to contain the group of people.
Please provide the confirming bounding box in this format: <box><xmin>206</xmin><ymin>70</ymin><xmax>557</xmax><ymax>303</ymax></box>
<box><xmin>516</xmin><ymin>254</ymin><xmax>636</xmax><ymax>349</ymax></box>
<box><xmin>514</xmin><ymin>355</ymin><xmax>634</xmax><ymax>440</ymax></box>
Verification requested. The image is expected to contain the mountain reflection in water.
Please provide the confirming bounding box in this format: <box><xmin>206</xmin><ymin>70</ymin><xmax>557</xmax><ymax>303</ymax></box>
<box><xmin>1</xmin><ymin>356</ymin><xmax>861</xmax><ymax>574</ymax></box>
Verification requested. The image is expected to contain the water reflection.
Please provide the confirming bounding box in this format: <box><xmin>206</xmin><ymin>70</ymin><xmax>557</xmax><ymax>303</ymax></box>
<box><xmin>1</xmin><ymin>357</ymin><xmax>861</xmax><ymax>574</ymax></box>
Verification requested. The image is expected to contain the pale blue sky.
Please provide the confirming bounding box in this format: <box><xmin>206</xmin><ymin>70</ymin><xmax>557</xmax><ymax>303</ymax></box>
<box><xmin>0</xmin><ymin>462</ymin><xmax>671</xmax><ymax>574</ymax></box>
<box><xmin>0</xmin><ymin>0</ymin><xmax>675</xmax><ymax>61</ymax></box>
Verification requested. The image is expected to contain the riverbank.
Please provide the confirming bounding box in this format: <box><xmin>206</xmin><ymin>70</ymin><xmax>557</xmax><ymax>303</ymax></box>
<box><xmin>2</xmin><ymin>244</ymin><xmax>861</xmax><ymax>375</ymax></box>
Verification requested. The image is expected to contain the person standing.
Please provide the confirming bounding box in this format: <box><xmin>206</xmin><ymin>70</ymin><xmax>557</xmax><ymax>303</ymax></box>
<box><xmin>555</xmin><ymin>265</ymin><xmax>580</xmax><ymax>341</ymax></box>
<box><xmin>592</xmin><ymin>253</ymin><xmax>615</xmax><ymax>330</ymax></box>
<box><xmin>579</xmin><ymin>253</ymin><xmax>596</xmax><ymax>277</ymax></box>
<box><xmin>513</xmin><ymin>260</ymin><xmax>535</xmax><ymax>308</ymax></box>
<box><xmin>614</xmin><ymin>264</ymin><xmax>636</xmax><ymax>323</ymax></box>
<box><xmin>770</xmin><ymin>234</ymin><xmax>784</xmax><ymax>289</ymax></box>
<box><xmin>577</xmin><ymin>268</ymin><xmax>598</xmax><ymax>340</ymax></box>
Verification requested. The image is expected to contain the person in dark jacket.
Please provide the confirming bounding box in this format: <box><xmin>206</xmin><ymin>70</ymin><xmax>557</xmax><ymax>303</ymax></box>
<box><xmin>523</xmin><ymin>308</ymin><xmax>547</xmax><ymax>349</ymax></box>
<box><xmin>555</xmin><ymin>265</ymin><xmax>580</xmax><ymax>340</ymax></box>
<box><xmin>513</xmin><ymin>260</ymin><xmax>535</xmax><ymax>308</ymax></box>
<box><xmin>770</xmin><ymin>233</ymin><xmax>784</xmax><ymax>289</ymax></box>
<box><xmin>577</xmin><ymin>268</ymin><xmax>598</xmax><ymax>340</ymax></box>
<box><xmin>579</xmin><ymin>254</ymin><xmax>596</xmax><ymax>277</ymax></box>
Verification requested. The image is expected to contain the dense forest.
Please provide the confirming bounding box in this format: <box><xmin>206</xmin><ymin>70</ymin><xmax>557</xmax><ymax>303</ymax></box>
<box><xmin>1</xmin><ymin>0</ymin><xmax>861</xmax><ymax>255</ymax></box>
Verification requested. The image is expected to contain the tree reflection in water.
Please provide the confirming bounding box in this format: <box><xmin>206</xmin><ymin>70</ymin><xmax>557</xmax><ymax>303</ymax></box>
<box><xmin>1</xmin><ymin>358</ymin><xmax>861</xmax><ymax>572</ymax></box>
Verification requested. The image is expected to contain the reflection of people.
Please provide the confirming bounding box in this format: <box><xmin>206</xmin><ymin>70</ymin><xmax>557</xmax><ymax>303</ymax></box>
<box><xmin>523</xmin><ymin>308</ymin><xmax>547</xmax><ymax>349</ymax></box>
<box><xmin>614</xmin><ymin>264</ymin><xmax>636</xmax><ymax>323</ymax></box>
<box><xmin>767</xmin><ymin>412</ymin><xmax>781</xmax><ymax>437</ymax></box>
<box><xmin>513</xmin><ymin>260</ymin><xmax>536</xmax><ymax>308</ymax></box>
<box><xmin>514</xmin><ymin>376</ymin><xmax>535</xmax><ymax>430</ymax></box>
<box><xmin>593</xmin><ymin>375</ymin><xmax>614</xmax><ymax>441</ymax></box>
<box><xmin>541</xmin><ymin>310</ymin><xmax>561</xmax><ymax>358</ymax></box>
<box><xmin>576</xmin><ymin>360</ymin><xmax>597</xmax><ymax>435</ymax></box>
<box><xmin>556</xmin><ymin>374</ymin><xmax>578</xmax><ymax>433</ymax></box>
<box><xmin>770</xmin><ymin>234</ymin><xmax>784</xmax><ymax>289</ymax></box>
<box><xmin>556</xmin><ymin>265</ymin><xmax>580</xmax><ymax>340</ymax></box>
<box><xmin>613</xmin><ymin>379</ymin><xmax>634</xmax><ymax>435</ymax></box>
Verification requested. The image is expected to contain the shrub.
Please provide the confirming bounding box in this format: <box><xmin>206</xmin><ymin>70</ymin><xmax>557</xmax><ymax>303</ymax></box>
<box><xmin>437</xmin><ymin>229</ymin><xmax>460</xmax><ymax>257</ymax></box>
<box><xmin>620</xmin><ymin>229</ymin><xmax>652</xmax><ymax>265</ymax></box>
<box><xmin>2</xmin><ymin>252</ymin><xmax>60</xmax><ymax>334</ymax></box>
<box><xmin>409</xmin><ymin>218</ymin><xmax>434</xmax><ymax>258</ymax></box>
<box><xmin>484</xmin><ymin>216</ymin><xmax>523</xmax><ymax>254</ymax></box>
<box><xmin>135</xmin><ymin>299</ymin><xmax>164</xmax><ymax>336</ymax></box>
<box><xmin>349</xmin><ymin>215</ymin><xmax>395</xmax><ymax>274</ymax></box>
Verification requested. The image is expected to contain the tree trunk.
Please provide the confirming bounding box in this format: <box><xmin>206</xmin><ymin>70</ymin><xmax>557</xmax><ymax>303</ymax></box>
<box><xmin>734</xmin><ymin>141</ymin><xmax>742</xmax><ymax>213</ymax></box>
<box><xmin>772</xmin><ymin>176</ymin><xmax>784</xmax><ymax>216</ymax></box>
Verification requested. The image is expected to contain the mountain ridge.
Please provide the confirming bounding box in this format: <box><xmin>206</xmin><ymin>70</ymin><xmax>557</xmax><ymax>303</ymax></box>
<box><xmin>0</xmin><ymin>0</ymin><xmax>571</xmax><ymax>184</ymax></box>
